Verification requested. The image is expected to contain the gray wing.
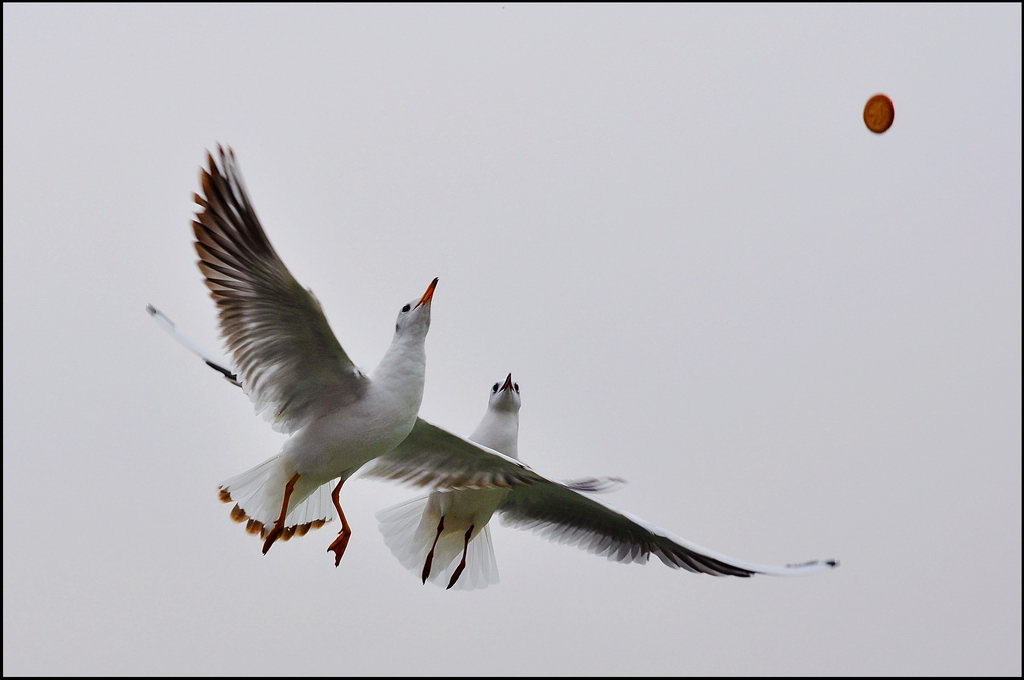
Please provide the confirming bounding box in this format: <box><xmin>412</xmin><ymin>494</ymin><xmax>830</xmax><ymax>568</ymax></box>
<box><xmin>192</xmin><ymin>147</ymin><xmax>367</xmax><ymax>433</ymax></box>
<box><xmin>361</xmin><ymin>418</ymin><xmax>548</xmax><ymax>490</ymax></box>
<box><xmin>498</xmin><ymin>484</ymin><xmax>839</xmax><ymax>577</ymax></box>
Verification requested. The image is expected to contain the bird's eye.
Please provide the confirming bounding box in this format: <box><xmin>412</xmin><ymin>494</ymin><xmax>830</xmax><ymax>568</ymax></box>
<box><xmin>401</xmin><ymin>304</ymin><xmax>411</xmax><ymax>313</ymax></box>
<box><xmin>514</xmin><ymin>383</ymin><xmax>519</xmax><ymax>392</ymax></box>
<box><xmin>492</xmin><ymin>383</ymin><xmax>499</xmax><ymax>392</ymax></box>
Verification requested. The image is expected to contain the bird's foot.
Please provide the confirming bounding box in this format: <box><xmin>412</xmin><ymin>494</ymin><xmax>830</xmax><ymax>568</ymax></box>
<box><xmin>327</xmin><ymin>530</ymin><xmax>351</xmax><ymax>567</ymax></box>
<box><xmin>262</xmin><ymin>523</ymin><xmax>284</xmax><ymax>555</ymax></box>
<box><xmin>446</xmin><ymin>561</ymin><xmax>467</xmax><ymax>590</ymax></box>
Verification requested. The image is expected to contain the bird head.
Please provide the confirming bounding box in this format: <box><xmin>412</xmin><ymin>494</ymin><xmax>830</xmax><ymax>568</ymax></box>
<box><xmin>394</xmin><ymin>277</ymin><xmax>438</xmax><ymax>339</ymax></box>
<box><xmin>488</xmin><ymin>373</ymin><xmax>522</xmax><ymax>413</ymax></box>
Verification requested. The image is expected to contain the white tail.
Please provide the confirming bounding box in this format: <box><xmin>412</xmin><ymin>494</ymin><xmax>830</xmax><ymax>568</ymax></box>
<box><xmin>376</xmin><ymin>496</ymin><xmax>499</xmax><ymax>591</ymax></box>
<box><xmin>457</xmin><ymin>524</ymin><xmax>498</xmax><ymax>591</ymax></box>
<box><xmin>218</xmin><ymin>455</ymin><xmax>335</xmax><ymax>540</ymax></box>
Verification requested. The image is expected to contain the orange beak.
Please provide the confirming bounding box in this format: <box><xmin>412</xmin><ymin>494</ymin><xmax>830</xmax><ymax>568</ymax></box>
<box><xmin>500</xmin><ymin>373</ymin><xmax>514</xmax><ymax>391</ymax></box>
<box><xmin>416</xmin><ymin>277</ymin><xmax>439</xmax><ymax>308</ymax></box>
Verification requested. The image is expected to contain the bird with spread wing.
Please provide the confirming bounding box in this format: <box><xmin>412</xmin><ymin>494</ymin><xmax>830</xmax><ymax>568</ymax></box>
<box><xmin>182</xmin><ymin>147</ymin><xmax>547</xmax><ymax>565</ymax></box>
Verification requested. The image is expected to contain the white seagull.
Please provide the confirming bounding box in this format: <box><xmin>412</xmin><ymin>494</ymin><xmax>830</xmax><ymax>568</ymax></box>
<box><xmin>178</xmin><ymin>147</ymin><xmax>546</xmax><ymax>564</ymax></box>
<box><xmin>375</xmin><ymin>374</ymin><xmax>838</xmax><ymax>589</ymax></box>
<box><xmin>377</xmin><ymin>373</ymin><xmax>624</xmax><ymax>590</ymax></box>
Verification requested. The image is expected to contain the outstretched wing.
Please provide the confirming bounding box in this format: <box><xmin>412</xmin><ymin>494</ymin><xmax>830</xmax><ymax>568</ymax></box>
<box><xmin>192</xmin><ymin>147</ymin><xmax>367</xmax><ymax>433</ymax></box>
<box><xmin>361</xmin><ymin>418</ymin><xmax>548</xmax><ymax>490</ymax></box>
<box><xmin>498</xmin><ymin>484</ymin><xmax>839</xmax><ymax>577</ymax></box>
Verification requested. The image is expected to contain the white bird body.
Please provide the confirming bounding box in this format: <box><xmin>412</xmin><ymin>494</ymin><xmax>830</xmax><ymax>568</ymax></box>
<box><xmin>405</xmin><ymin>377</ymin><xmax>520</xmax><ymax>587</ymax></box>
<box><xmin>429</xmin><ymin>490</ymin><xmax>507</xmax><ymax>543</ymax></box>
<box><xmin>206</xmin><ymin>291</ymin><xmax>433</xmax><ymax>551</ymax></box>
<box><xmin>283</xmin><ymin>341</ymin><xmax>425</xmax><ymax>481</ymax></box>
<box><xmin>430</xmin><ymin>381</ymin><xmax>523</xmax><ymax>536</ymax></box>
<box><xmin>240</xmin><ymin>365</ymin><xmax>425</xmax><ymax>536</ymax></box>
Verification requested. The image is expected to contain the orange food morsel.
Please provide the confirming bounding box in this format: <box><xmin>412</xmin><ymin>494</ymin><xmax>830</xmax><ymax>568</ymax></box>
<box><xmin>864</xmin><ymin>94</ymin><xmax>895</xmax><ymax>134</ymax></box>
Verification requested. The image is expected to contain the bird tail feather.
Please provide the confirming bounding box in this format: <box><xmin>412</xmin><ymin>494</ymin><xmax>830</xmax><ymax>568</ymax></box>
<box><xmin>218</xmin><ymin>455</ymin><xmax>335</xmax><ymax>540</ymax></box>
<box><xmin>457</xmin><ymin>524</ymin><xmax>499</xmax><ymax>591</ymax></box>
<box><xmin>376</xmin><ymin>495</ymin><xmax>439</xmax><ymax>573</ymax></box>
<box><xmin>376</xmin><ymin>496</ymin><xmax>499</xmax><ymax>590</ymax></box>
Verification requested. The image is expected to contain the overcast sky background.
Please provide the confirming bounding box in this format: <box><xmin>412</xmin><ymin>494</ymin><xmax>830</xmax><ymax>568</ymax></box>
<box><xmin>3</xmin><ymin>4</ymin><xmax>1020</xmax><ymax>676</ymax></box>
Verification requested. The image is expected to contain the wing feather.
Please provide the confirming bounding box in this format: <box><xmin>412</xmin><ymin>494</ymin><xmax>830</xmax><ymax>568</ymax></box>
<box><xmin>192</xmin><ymin>147</ymin><xmax>366</xmax><ymax>432</ymax></box>
<box><xmin>560</xmin><ymin>477</ymin><xmax>627</xmax><ymax>494</ymax></box>
<box><xmin>498</xmin><ymin>484</ymin><xmax>839</xmax><ymax>577</ymax></box>
<box><xmin>361</xmin><ymin>418</ymin><xmax>547</xmax><ymax>490</ymax></box>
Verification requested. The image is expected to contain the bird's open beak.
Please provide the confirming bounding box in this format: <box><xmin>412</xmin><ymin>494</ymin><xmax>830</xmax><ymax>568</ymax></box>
<box><xmin>500</xmin><ymin>373</ymin><xmax>514</xmax><ymax>391</ymax></box>
<box><xmin>416</xmin><ymin>277</ymin><xmax>439</xmax><ymax>308</ymax></box>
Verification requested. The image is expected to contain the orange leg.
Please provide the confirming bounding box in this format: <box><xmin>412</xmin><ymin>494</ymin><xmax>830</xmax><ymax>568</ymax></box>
<box><xmin>421</xmin><ymin>515</ymin><xmax>446</xmax><ymax>584</ymax></box>
<box><xmin>326</xmin><ymin>478</ymin><xmax>353</xmax><ymax>567</ymax></box>
<box><xmin>445</xmin><ymin>525</ymin><xmax>474</xmax><ymax>590</ymax></box>
<box><xmin>262</xmin><ymin>473</ymin><xmax>301</xmax><ymax>555</ymax></box>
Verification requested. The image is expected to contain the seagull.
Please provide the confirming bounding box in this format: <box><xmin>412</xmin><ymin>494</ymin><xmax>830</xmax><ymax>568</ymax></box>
<box><xmin>375</xmin><ymin>374</ymin><xmax>838</xmax><ymax>589</ymax></box>
<box><xmin>177</xmin><ymin>147</ymin><xmax>545</xmax><ymax>565</ymax></box>
<box><xmin>149</xmin><ymin>308</ymin><xmax>838</xmax><ymax>585</ymax></box>
<box><xmin>377</xmin><ymin>373</ymin><xmax>625</xmax><ymax>590</ymax></box>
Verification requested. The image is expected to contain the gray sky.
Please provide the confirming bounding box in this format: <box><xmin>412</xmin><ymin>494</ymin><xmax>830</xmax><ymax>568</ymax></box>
<box><xmin>3</xmin><ymin>3</ymin><xmax>1020</xmax><ymax>676</ymax></box>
